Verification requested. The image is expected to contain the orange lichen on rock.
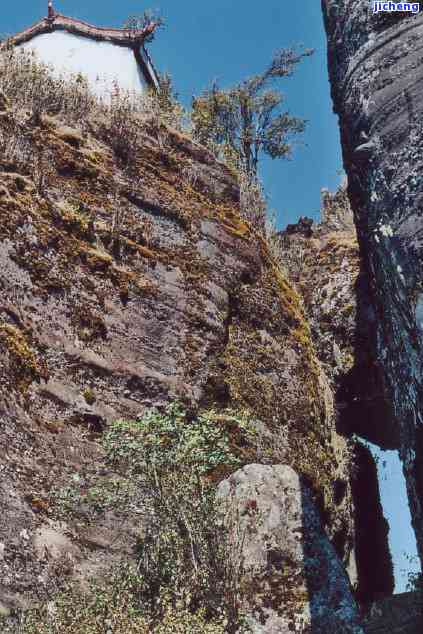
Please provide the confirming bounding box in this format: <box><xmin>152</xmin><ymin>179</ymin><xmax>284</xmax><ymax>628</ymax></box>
<box><xmin>0</xmin><ymin>323</ymin><xmax>48</xmax><ymax>392</ymax></box>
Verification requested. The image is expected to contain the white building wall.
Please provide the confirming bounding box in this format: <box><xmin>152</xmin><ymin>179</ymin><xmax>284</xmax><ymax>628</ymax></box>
<box><xmin>18</xmin><ymin>31</ymin><xmax>148</xmax><ymax>100</ymax></box>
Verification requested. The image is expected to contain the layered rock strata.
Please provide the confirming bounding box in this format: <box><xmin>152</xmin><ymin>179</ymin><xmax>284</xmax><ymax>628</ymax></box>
<box><xmin>0</xmin><ymin>101</ymin><xmax>354</xmax><ymax>613</ymax></box>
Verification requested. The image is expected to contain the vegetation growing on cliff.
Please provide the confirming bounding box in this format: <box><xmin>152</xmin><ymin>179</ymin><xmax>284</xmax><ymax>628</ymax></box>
<box><xmin>5</xmin><ymin>568</ymin><xmax>231</xmax><ymax>633</ymax></box>
<box><xmin>0</xmin><ymin>30</ymin><xmax>358</xmax><ymax>632</ymax></box>
<box><xmin>190</xmin><ymin>48</ymin><xmax>312</xmax><ymax>234</ymax></box>
<box><xmin>191</xmin><ymin>48</ymin><xmax>312</xmax><ymax>178</ymax></box>
<box><xmin>6</xmin><ymin>405</ymin><xmax>252</xmax><ymax>633</ymax></box>
<box><xmin>0</xmin><ymin>41</ymin><xmax>309</xmax><ymax>240</ymax></box>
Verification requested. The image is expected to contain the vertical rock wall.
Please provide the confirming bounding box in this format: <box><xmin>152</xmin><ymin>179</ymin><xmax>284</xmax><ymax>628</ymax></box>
<box><xmin>281</xmin><ymin>191</ymin><xmax>395</xmax><ymax>599</ymax></box>
<box><xmin>322</xmin><ymin>1</ymin><xmax>423</xmax><ymax>565</ymax></box>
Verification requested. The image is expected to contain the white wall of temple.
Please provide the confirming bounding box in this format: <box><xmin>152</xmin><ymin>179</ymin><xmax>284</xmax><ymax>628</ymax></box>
<box><xmin>18</xmin><ymin>31</ymin><xmax>148</xmax><ymax>100</ymax></box>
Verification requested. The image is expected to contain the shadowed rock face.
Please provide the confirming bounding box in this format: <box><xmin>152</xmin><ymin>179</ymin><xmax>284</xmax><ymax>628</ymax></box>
<box><xmin>363</xmin><ymin>591</ymin><xmax>423</xmax><ymax>633</ymax></box>
<box><xmin>281</xmin><ymin>189</ymin><xmax>395</xmax><ymax>600</ymax></box>
<box><xmin>322</xmin><ymin>1</ymin><xmax>423</xmax><ymax>565</ymax></box>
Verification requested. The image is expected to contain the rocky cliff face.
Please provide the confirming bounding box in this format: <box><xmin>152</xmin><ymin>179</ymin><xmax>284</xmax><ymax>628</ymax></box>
<box><xmin>322</xmin><ymin>1</ymin><xmax>423</xmax><ymax>566</ymax></box>
<box><xmin>0</xmin><ymin>87</ymin><xmax>362</xmax><ymax>628</ymax></box>
<box><xmin>281</xmin><ymin>188</ymin><xmax>395</xmax><ymax>603</ymax></box>
<box><xmin>281</xmin><ymin>185</ymin><xmax>396</xmax><ymax>449</ymax></box>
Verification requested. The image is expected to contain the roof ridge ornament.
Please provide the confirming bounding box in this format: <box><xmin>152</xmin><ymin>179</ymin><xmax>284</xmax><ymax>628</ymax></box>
<box><xmin>47</xmin><ymin>1</ymin><xmax>55</xmax><ymax>20</ymax></box>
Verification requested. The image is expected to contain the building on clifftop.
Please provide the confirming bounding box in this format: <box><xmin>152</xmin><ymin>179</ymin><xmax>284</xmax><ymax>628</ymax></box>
<box><xmin>6</xmin><ymin>1</ymin><xmax>160</xmax><ymax>99</ymax></box>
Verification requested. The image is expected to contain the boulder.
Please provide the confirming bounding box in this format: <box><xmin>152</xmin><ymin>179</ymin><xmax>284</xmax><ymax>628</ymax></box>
<box><xmin>218</xmin><ymin>464</ymin><xmax>364</xmax><ymax>633</ymax></box>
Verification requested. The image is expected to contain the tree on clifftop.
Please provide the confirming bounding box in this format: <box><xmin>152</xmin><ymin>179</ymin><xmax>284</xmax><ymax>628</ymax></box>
<box><xmin>191</xmin><ymin>48</ymin><xmax>313</xmax><ymax>178</ymax></box>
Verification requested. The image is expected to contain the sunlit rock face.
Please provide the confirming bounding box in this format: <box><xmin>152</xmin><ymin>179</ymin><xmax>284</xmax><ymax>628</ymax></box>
<box><xmin>0</xmin><ymin>100</ymin><xmax>355</xmax><ymax>609</ymax></box>
<box><xmin>322</xmin><ymin>1</ymin><xmax>423</xmax><ymax>565</ymax></box>
<box><xmin>218</xmin><ymin>464</ymin><xmax>364</xmax><ymax>634</ymax></box>
<box><xmin>17</xmin><ymin>31</ymin><xmax>148</xmax><ymax>99</ymax></box>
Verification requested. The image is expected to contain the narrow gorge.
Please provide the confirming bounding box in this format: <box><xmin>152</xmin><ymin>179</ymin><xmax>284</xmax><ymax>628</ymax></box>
<box><xmin>0</xmin><ymin>2</ymin><xmax>422</xmax><ymax>632</ymax></box>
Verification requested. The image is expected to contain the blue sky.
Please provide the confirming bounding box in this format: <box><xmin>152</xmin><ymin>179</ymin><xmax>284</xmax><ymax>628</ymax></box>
<box><xmin>3</xmin><ymin>0</ymin><xmax>343</xmax><ymax>228</ymax></box>
<box><xmin>369</xmin><ymin>444</ymin><xmax>419</xmax><ymax>593</ymax></box>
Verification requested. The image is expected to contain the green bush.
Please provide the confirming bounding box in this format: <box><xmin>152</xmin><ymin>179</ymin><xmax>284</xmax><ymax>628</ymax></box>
<box><xmin>10</xmin><ymin>404</ymin><xmax>252</xmax><ymax>633</ymax></box>
<box><xmin>103</xmin><ymin>402</ymin><xmax>244</xmax><ymax>475</ymax></box>
<box><xmin>103</xmin><ymin>403</ymin><xmax>249</xmax><ymax>632</ymax></box>
<box><xmin>5</xmin><ymin>565</ymin><xmax>228</xmax><ymax>633</ymax></box>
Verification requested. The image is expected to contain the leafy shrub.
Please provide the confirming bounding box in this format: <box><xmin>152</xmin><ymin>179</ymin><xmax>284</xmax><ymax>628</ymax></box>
<box><xmin>103</xmin><ymin>403</ymin><xmax>249</xmax><ymax>631</ymax></box>
<box><xmin>39</xmin><ymin>405</ymin><xmax>252</xmax><ymax>633</ymax></box>
<box><xmin>191</xmin><ymin>48</ymin><xmax>312</xmax><ymax>178</ymax></box>
<box><xmin>4</xmin><ymin>565</ymin><xmax>227</xmax><ymax>633</ymax></box>
<box><xmin>103</xmin><ymin>402</ymin><xmax>243</xmax><ymax>474</ymax></box>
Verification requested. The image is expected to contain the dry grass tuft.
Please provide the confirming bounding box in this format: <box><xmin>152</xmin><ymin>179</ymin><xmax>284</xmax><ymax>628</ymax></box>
<box><xmin>0</xmin><ymin>48</ymin><xmax>185</xmax><ymax>169</ymax></box>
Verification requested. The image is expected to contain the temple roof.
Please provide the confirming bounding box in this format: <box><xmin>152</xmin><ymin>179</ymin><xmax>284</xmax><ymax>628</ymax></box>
<box><xmin>6</xmin><ymin>3</ymin><xmax>160</xmax><ymax>89</ymax></box>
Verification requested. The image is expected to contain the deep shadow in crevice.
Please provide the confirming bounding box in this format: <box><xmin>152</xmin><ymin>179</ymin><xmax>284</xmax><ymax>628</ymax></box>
<box><xmin>332</xmin><ymin>262</ymin><xmax>396</xmax><ymax>604</ymax></box>
<box><xmin>336</xmin><ymin>269</ymin><xmax>399</xmax><ymax>450</ymax></box>
<box><xmin>351</xmin><ymin>442</ymin><xmax>395</xmax><ymax>604</ymax></box>
<box><xmin>333</xmin><ymin>478</ymin><xmax>348</xmax><ymax>506</ymax></box>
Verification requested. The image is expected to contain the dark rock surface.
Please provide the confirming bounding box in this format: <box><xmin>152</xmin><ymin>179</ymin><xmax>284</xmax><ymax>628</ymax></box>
<box><xmin>363</xmin><ymin>591</ymin><xmax>423</xmax><ymax>633</ymax></box>
<box><xmin>322</xmin><ymin>1</ymin><xmax>423</xmax><ymax>564</ymax></box>
<box><xmin>283</xmin><ymin>216</ymin><xmax>314</xmax><ymax>239</ymax></box>
<box><xmin>351</xmin><ymin>442</ymin><xmax>394</xmax><ymax>603</ymax></box>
